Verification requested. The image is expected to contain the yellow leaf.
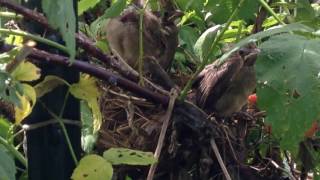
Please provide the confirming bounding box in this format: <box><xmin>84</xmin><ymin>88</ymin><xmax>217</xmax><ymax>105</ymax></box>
<box><xmin>34</xmin><ymin>75</ymin><xmax>69</xmax><ymax>98</ymax></box>
<box><xmin>70</xmin><ymin>74</ymin><xmax>102</xmax><ymax>133</ymax></box>
<box><xmin>5</xmin><ymin>35</ymin><xmax>23</xmax><ymax>46</ymax></box>
<box><xmin>71</xmin><ymin>155</ymin><xmax>113</xmax><ymax>180</ymax></box>
<box><xmin>14</xmin><ymin>84</ymin><xmax>36</xmax><ymax>124</ymax></box>
<box><xmin>11</xmin><ymin>61</ymin><xmax>41</xmax><ymax>82</ymax></box>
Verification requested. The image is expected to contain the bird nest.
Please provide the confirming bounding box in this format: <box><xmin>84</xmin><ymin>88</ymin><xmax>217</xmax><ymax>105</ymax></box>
<box><xmin>95</xmin><ymin>79</ymin><xmax>273</xmax><ymax>180</ymax></box>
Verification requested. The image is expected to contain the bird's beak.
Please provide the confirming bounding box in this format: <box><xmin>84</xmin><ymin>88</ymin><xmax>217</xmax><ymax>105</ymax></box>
<box><xmin>244</xmin><ymin>48</ymin><xmax>260</xmax><ymax>66</ymax></box>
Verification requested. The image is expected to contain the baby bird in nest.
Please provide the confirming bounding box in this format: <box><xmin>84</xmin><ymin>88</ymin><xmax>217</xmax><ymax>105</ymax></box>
<box><xmin>104</xmin><ymin>0</ymin><xmax>181</xmax><ymax>90</ymax></box>
<box><xmin>194</xmin><ymin>45</ymin><xmax>260</xmax><ymax>116</ymax></box>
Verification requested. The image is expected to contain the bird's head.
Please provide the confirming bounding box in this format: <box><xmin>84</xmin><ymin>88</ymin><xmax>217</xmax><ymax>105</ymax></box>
<box><xmin>238</xmin><ymin>45</ymin><xmax>260</xmax><ymax>66</ymax></box>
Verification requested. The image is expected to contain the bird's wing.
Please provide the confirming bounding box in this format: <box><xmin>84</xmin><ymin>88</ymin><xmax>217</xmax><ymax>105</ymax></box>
<box><xmin>196</xmin><ymin>56</ymin><xmax>243</xmax><ymax>108</ymax></box>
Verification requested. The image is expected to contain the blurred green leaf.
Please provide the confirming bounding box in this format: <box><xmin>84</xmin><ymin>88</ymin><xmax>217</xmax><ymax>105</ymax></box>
<box><xmin>0</xmin><ymin>71</ymin><xmax>23</xmax><ymax>108</ymax></box>
<box><xmin>194</xmin><ymin>25</ymin><xmax>221</xmax><ymax>62</ymax></box>
<box><xmin>179</xmin><ymin>26</ymin><xmax>200</xmax><ymax>54</ymax></box>
<box><xmin>78</xmin><ymin>0</ymin><xmax>101</xmax><ymax>16</ymax></box>
<box><xmin>42</xmin><ymin>0</ymin><xmax>76</xmax><ymax>61</ymax></box>
<box><xmin>0</xmin><ymin>118</ymin><xmax>11</xmax><ymax>138</ymax></box>
<box><xmin>0</xmin><ymin>145</ymin><xmax>16</xmax><ymax>180</ymax></box>
<box><xmin>257</xmin><ymin>34</ymin><xmax>320</xmax><ymax>152</ymax></box>
<box><xmin>80</xmin><ymin>101</ymin><xmax>97</xmax><ymax>153</ymax></box>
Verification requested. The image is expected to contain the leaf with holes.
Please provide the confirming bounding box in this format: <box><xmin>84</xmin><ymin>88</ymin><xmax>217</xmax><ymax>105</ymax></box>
<box><xmin>71</xmin><ymin>154</ymin><xmax>113</xmax><ymax>180</ymax></box>
<box><xmin>103</xmin><ymin>148</ymin><xmax>157</xmax><ymax>165</ymax></box>
<box><xmin>257</xmin><ymin>33</ymin><xmax>320</xmax><ymax>152</ymax></box>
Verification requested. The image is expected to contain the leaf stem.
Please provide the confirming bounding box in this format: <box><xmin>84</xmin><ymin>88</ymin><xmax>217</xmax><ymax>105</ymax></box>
<box><xmin>0</xmin><ymin>136</ymin><xmax>27</xmax><ymax>168</ymax></box>
<box><xmin>137</xmin><ymin>0</ymin><xmax>151</xmax><ymax>86</ymax></box>
<box><xmin>0</xmin><ymin>28</ymin><xmax>69</xmax><ymax>54</ymax></box>
<box><xmin>0</xmin><ymin>11</ymin><xmax>23</xmax><ymax>19</ymax></box>
<box><xmin>179</xmin><ymin>0</ymin><xmax>246</xmax><ymax>100</ymax></box>
<box><xmin>40</xmin><ymin>100</ymin><xmax>79</xmax><ymax>165</ymax></box>
<box><xmin>258</xmin><ymin>0</ymin><xmax>286</xmax><ymax>25</ymax></box>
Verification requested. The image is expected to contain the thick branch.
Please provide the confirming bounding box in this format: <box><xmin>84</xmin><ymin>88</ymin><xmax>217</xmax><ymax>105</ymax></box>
<box><xmin>0</xmin><ymin>43</ymin><xmax>169</xmax><ymax>106</ymax></box>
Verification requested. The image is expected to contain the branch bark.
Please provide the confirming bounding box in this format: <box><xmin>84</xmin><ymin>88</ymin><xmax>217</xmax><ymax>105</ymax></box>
<box><xmin>0</xmin><ymin>43</ymin><xmax>169</xmax><ymax>106</ymax></box>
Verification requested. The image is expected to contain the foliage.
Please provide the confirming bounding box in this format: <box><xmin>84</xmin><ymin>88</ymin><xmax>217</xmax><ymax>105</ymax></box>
<box><xmin>2</xmin><ymin>0</ymin><xmax>320</xmax><ymax>179</ymax></box>
<box><xmin>42</xmin><ymin>0</ymin><xmax>76</xmax><ymax>61</ymax></box>
<box><xmin>0</xmin><ymin>145</ymin><xmax>16</xmax><ymax>180</ymax></box>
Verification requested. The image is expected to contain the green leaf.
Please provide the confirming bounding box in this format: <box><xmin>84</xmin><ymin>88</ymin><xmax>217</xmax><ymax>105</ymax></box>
<box><xmin>0</xmin><ymin>146</ymin><xmax>16</xmax><ymax>180</ymax></box>
<box><xmin>80</xmin><ymin>101</ymin><xmax>97</xmax><ymax>153</ymax></box>
<box><xmin>194</xmin><ymin>25</ymin><xmax>221</xmax><ymax>62</ymax></box>
<box><xmin>78</xmin><ymin>0</ymin><xmax>101</xmax><ymax>16</ymax></box>
<box><xmin>71</xmin><ymin>154</ymin><xmax>113</xmax><ymax>180</ymax></box>
<box><xmin>103</xmin><ymin>0</ymin><xmax>127</xmax><ymax>19</ymax></box>
<box><xmin>0</xmin><ymin>71</ymin><xmax>23</xmax><ymax>108</ymax></box>
<box><xmin>0</xmin><ymin>118</ymin><xmax>11</xmax><ymax>138</ymax></box>
<box><xmin>296</xmin><ymin>0</ymin><xmax>315</xmax><ymax>23</ymax></box>
<box><xmin>205</xmin><ymin>0</ymin><xmax>258</xmax><ymax>24</ymax></box>
<box><xmin>34</xmin><ymin>75</ymin><xmax>69</xmax><ymax>98</ymax></box>
<box><xmin>179</xmin><ymin>26</ymin><xmax>200</xmax><ymax>55</ymax></box>
<box><xmin>42</xmin><ymin>0</ymin><xmax>76</xmax><ymax>61</ymax></box>
<box><xmin>257</xmin><ymin>34</ymin><xmax>320</xmax><ymax>152</ymax></box>
<box><xmin>11</xmin><ymin>61</ymin><xmax>41</xmax><ymax>82</ymax></box>
<box><xmin>70</xmin><ymin>74</ymin><xmax>102</xmax><ymax>133</ymax></box>
<box><xmin>103</xmin><ymin>148</ymin><xmax>157</xmax><ymax>165</ymax></box>
<box><xmin>176</xmin><ymin>0</ymin><xmax>205</xmax><ymax>14</ymax></box>
<box><xmin>219</xmin><ymin>23</ymin><xmax>314</xmax><ymax>63</ymax></box>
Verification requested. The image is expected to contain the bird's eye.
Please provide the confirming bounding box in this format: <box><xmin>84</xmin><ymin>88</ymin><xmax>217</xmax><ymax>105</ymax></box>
<box><xmin>238</xmin><ymin>48</ymin><xmax>250</xmax><ymax>57</ymax></box>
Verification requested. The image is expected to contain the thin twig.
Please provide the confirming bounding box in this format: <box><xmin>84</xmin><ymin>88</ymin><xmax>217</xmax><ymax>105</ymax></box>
<box><xmin>22</xmin><ymin>119</ymin><xmax>81</xmax><ymax>131</ymax></box>
<box><xmin>210</xmin><ymin>138</ymin><xmax>232</xmax><ymax>180</ymax></box>
<box><xmin>147</xmin><ymin>89</ymin><xmax>178</xmax><ymax>180</ymax></box>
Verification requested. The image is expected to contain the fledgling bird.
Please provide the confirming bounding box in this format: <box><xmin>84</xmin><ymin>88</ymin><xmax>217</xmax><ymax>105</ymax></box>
<box><xmin>104</xmin><ymin>0</ymin><xmax>180</xmax><ymax>90</ymax></box>
<box><xmin>194</xmin><ymin>45</ymin><xmax>260</xmax><ymax>116</ymax></box>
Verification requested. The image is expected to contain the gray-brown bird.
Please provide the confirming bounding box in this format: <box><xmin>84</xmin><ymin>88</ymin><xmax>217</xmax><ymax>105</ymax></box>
<box><xmin>194</xmin><ymin>45</ymin><xmax>260</xmax><ymax>116</ymax></box>
<box><xmin>104</xmin><ymin>1</ymin><xmax>180</xmax><ymax>90</ymax></box>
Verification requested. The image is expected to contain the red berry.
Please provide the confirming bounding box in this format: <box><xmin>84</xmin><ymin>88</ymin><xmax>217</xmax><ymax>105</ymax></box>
<box><xmin>248</xmin><ymin>94</ymin><xmax>257</xmax><ymax>104</ymax></box>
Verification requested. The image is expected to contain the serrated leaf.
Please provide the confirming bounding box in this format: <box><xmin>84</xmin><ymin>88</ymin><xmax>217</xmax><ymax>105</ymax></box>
<box><xmin>71</xmin><ymin>154</ymin><xmax>113</xmax><ymax>180</ymax></box>
<box><xmin>70</xmin><ymin>74</ymin><xmax>101</xmax><ymax>133</ymax></box>
<box><xmin>78</xmin><ymin>0</ymin><xmax>101</xmax><ymax>16</ymax></box>
<box><xmin>11</xmin><ymin>61</ymin><xmax>41</xmax><ymax>82</ymax></box>
<box><xmin>103</xmin><ymin>148</ymin><xmax>157</xmax><ymax>165</ymax></box>
<box><xmin>14</xmin><ymin>84</ymin><xmax>36</xmax><ymax>124</ymax></box>
<box><xmin>0</xmin><ymin>146</ymin><xmax>16</xmax><ymax>180</ymax></box>
<box><xmin>80</xmin><ymin>101</ymin><xmax>97</xmax><ymax>153</ymax></box>
<box><xmin>42</xmin><ymin>0</ymin><xmax>76</xmax><ymax>61</ymax></box>
<box><xmin>34</xmin><ymin>75</ymin><xmax>69</xmax><ymax>98</ymax></box>
<box><xmin>194</xmin><ymin>25</ymin><xmax>221</xmax><ymax>62</ymax></box>
<box><xmin>257</xmin><ymin>34</ymin><xmax>320</xmax><ymax>152</ymax></box>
